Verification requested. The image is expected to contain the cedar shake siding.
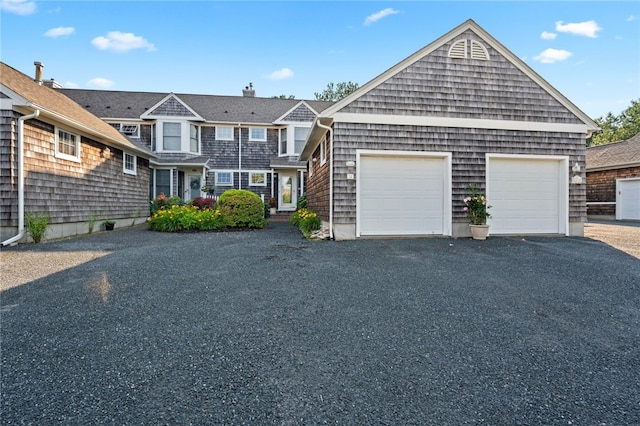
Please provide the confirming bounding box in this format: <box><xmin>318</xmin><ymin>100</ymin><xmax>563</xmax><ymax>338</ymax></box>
<box><xmin>306</xmin><ymin>136</ymin><xmax>331</xmax><ymax>221</ymax></box>
<box><xmin>340</xmin><ymin>30</ymin><xmax>582</xmax><ymax>125</ymax></box>
<box><xmin>1</xmin><ymin>118</ymin><xmax>150</xmax><ymax>241</ymax></box>
<box><xmin>586</xmin><ymin>167</ymin><xmax>640</xmax><ymax>217</ymax></box>
<box><xmin>330</xmin><ymin>124</ymin><xmax>586</xmax><ymax>227</ymax></box>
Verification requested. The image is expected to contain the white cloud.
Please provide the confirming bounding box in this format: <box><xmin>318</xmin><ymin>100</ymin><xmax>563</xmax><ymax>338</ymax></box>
<box><xmin>266</xmin><ymin>68</ymin><xmax>294</xmax><ymax>80</ymax></box>
<box><xmin>534</xmin><ymin>48</ymin><xmax>573</xmax><ymax>64</ymax></box>
<box><xmin>555</xmin><ymin>20</ymin><xmax>602</xmax><ymax>38</ymax></box>
<box><xmin>541</xmin><ymin>31</ymin><xmax>557</xmax><ymax>40</ymax></box>
<box><xmin>0</xmin><ymin>0</ymin><xmax>36</xmax><ymax>15</ymax></box>
<box><xmin>88</xmin><ymin>77</ymin><xmax>115</xmax><ymax>88</ymax></box>
<box><xmin>627</xmin><ymin>15</ymin><xmax>638</xmax><ymax>22</ymax></box>
<box><xmin>44</xmin><ymin>27</ymin><xmax>75</xmax><ymax>38</ymax></box>
<box><xmin>91</xmin><ymin>31</ymin><xmax>156</xmax><ymax>52</ymax></box>
<box><xmin>364</xmin><ymin>8</ymin><xmax>399</xmax><ymax>26</ymax></box>
<box><xmin>64</xmin><ymin>81</ymin><xmax>79</xmax><ymax>89</ymax></box>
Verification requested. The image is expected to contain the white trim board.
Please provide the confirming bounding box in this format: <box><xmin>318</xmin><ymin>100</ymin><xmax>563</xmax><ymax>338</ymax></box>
<box><xmin>333</xmin><ymin>113</ymin><xmax>590</xmax><ymax>134</ymax></box>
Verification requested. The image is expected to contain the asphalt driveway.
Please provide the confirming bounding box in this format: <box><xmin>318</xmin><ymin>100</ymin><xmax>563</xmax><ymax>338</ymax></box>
<box><xmin>1</xmin><ymin>222</ymin><xmax>639</xmax><ymax>425</ymax></box>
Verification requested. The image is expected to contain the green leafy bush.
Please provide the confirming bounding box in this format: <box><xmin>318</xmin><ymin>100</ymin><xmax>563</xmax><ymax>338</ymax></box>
<box><xmin>290</xmin><ymin>208</ymin><xmax>321</xmax><ymax>236</ymax></box>
<box><xmin>296</xmin><ymin>194</ymin><xmax>307</xmax><ymax>209</ymax></box>
<box><xmin>217</xmin><ymin>189</ymin><xmax>265</xmax><ymax>228</ymax></box>
<box><xmin>25</xmin><ymin>212</ymin><xmax>50</xmax><ymax>243</ymax></box>
<box><xmin>151</xmin><ymin>193</ymin><xmax>183</xmax><ymax>214</ymax></box>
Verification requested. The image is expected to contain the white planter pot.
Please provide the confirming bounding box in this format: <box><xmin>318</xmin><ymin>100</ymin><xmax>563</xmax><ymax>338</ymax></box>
<box><xmin>469</xmin><ymin>224</ymin><xmax>490</xmax><ymax>240</ymax></box>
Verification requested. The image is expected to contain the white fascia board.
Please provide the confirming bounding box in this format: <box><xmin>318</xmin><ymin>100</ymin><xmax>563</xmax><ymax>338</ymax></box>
<box><xmin>0</xmin><ymin>84</ymin><xmax>29</xmax><ymax>106</ymax></box>
<box><xmin>333</xmin><ymin>112</ymin><xmax>590</xmax><ymax>134</ymax></box>
<box><xmin>587</xmin><ymin>163</ymin><xmax>640</xmax><ymax>172</ymax></box>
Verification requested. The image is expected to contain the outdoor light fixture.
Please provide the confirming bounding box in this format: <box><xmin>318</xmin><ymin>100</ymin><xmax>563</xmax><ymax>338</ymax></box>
<box><xmin>571</xmin><ymin>162</ymin><xmax>583</xmax><ymax>184</ymax></box>
<box><xmin>101</xmin><ymin>147</ymin><xmax>111</xmax><ymax>158</ymax></box>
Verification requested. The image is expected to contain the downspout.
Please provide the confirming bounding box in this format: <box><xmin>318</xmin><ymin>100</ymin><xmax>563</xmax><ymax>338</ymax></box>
<box><xmin>2</xmin><ymin>109</ymin><xmax>40</xmax><ymax>246</ymax></box>
<box><xmin>238</xmin><ymin>124</ymin><xmax>242</xmax><ymax>190</ymax></box>
<box><xmin>316</xmin><ymin>121</ymin><xmax>333</xmax><ymax>239</ymax></box>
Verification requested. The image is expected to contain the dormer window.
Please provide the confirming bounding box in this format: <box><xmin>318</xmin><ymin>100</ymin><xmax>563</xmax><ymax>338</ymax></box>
<box><xmin>155</xmin><ymin>121</ymin><xmax>200</xmax><ymax>153</ymax></box>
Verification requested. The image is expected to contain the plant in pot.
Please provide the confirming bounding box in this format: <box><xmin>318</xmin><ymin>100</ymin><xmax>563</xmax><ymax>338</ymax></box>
<box><xmin>103</xmin><ymin>220</ymin><xmax>115</xmax><ymax>231</ymax></box>
<box><xmin>463</xmin><ymin>184</ymin><xmax>492</xmax><ymax>240</ymax></box>
<box><xmin>268</xmin><ymin>197</ymin><xmax>277</xmax><ymax>215</ymax></box>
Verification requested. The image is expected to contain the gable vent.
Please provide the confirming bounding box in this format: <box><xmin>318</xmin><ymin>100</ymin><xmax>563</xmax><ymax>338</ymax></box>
<box><xmin>470</xmin><ymin>40</ymin><xmax>490</xmax><ymax>60</ymax></box>
<box><xmin>448</xmin><ymin>39</ymin><xmax>467</xmax><ymax>59</ymax></box>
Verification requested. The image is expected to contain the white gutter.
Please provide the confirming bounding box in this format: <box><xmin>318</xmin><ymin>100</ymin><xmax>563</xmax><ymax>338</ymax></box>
<box><xmin>238</xmin><ymin>123</ymin><xmax>242</xmax><ymax>190</ymax></box>
<box><xmin>316</xmin><ymin>121</ymin><xmax>334</xmax><ymax>240</ymax></box>
<box><xmin>3</xmin><ymin>109</ymin><xmax>40</xmax><ymax>246</ymax></box>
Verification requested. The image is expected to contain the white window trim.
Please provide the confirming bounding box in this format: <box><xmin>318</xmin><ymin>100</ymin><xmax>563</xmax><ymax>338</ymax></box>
<box><xmin>215</xmin><ymin>126</ymin><xmax>234</xmax><ymax>141</ymax></box>
<box><xmin>110</xmin><ymin>123</ymin><xmax>140</xmax><ymax>138</ymax></box>
<box><xmin>55</xmin><ymin>127</ymin><xmax>81</xmax><ymax>163</ymax></box>
<box><xmin>320</xmin><ymin>137</ymin><xmax>327</xmax><ymax>165</ymax></box>
<box><xmin>156</xmin><ymin>120</ymin><xmax>201</xmax><ymax>153</ymax></box>
<box><xmin>215</xmin><ymin>171</ymin><xmax>234</xmax><ymax>186</ymax></box>
<box><xmin>279</xmin><ymin>128</ymin><xmax>288</xmax><ymax>156</ymax></box>
<box><xmin>123</xmin><ymin>152</ymin><xmax>137</xmax><ymax>175</ymax></box>
<box><xmin>189</xmin><ymin>123</ymin><xmax>200</xmax><ymax>154</ymax></box>
<box><xmin>248</xmin><ymin>171</ymin><xmax>267</xmax><ymax>187</ymax></box>
<box><xmin>279</xmin><ymin>124</ymin><xmax>311</xmax><ymax>157</ymax></box>
<box><xmin>249</xmin><ymin>127</ymin><xmax>267</xmax><ymax>141</ymax></box>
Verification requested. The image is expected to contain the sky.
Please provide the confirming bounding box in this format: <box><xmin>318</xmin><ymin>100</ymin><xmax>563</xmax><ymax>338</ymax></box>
<box><xmin>1</xmin><ymin>0</ymin><xmax>639</xmax><ymax>119</ymax></box>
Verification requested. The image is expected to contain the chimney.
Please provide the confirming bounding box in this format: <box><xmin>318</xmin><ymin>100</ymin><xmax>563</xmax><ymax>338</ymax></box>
<box><xmin>242</xmin><ymin>82</ymin><xmax>255</xmax><ymax>97</ymax></box>
<box><xmin>43</xmin><ymin>78</ymin><xmax>63</xmax><ymax>89</ymax></box>
<box><xmin>34</xmin><ymin>61</ymin><xmax>44</xmax><ymax>85</ymax></box>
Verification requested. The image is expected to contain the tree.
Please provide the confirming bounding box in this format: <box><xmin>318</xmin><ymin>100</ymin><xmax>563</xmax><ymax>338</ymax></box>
<box><xmin>589</xmin><ymin>99</ymin><xmax>640</xmax><ymax>146</ymax></box>
<box><xmin>314</xmin><ymin>81</ymin><xmax>359</xmax><ymax>101</ymax></box>
<box><xmin>272</xmin><ymin>94</ymin><xmax>296</xmax><ymax>99</ymax></box>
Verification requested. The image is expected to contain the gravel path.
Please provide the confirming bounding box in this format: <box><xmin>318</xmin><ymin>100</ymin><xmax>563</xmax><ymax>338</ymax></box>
<box><xmin>584</xmin><ymin>221</ymin><xmax>640</xmax><ymax>259</ymax></box>
<box><xmin>1</xmin><ymin>222</ymin><xmax>639</xmax><ymax>424</ymax></box>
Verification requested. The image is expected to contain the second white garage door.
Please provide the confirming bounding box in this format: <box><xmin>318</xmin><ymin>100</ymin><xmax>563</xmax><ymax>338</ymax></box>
<box><xmin>617</xmin><ymin>178</ymin><xmax>640</xmax><ymax>220</ymax></box>
<box><xmin>487</xmin><ymin>155</ymin><xmax>568</xmax><ymax>235</ymax></box>
<box><xmin>358</xmin><ymin>153</ymin><xmax>450</xmax><ymax>236</ymax></box>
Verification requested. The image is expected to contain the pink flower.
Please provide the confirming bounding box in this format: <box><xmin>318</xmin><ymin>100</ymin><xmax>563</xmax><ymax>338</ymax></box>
<box><xmin>463</xmin><ymin>207</ymin><xmax>468</xmax><ymax>211</ymax></box>
<box><xmin>464</xmin><ymin>197</ymin><xmax>471</xmax><ymax>203</ymax></box>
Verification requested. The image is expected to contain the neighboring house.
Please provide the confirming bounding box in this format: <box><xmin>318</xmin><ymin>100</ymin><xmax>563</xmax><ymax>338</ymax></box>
<box><xmin>60</xmin><ymin>85</ymin><xmax>333</xmax><ymax>211</ymax></box>
<box><xmin>1</xmin><ymin>62</ymin><xmax>154</xmax><ymax>244</ymax></box>
<box><xmin>300</xmin><ymin>19</ymin><xmax>599</xmax><ymax>240</ymax></box>
<box><xmin>586</xmin><ymin>133</ymin><xmax>640</xmax><ymax>220</ymax></box>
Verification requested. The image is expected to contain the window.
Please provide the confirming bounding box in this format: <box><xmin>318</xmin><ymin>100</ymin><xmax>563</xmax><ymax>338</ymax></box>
<box><xmin>320</xmin><ymin>137</ymin><xmax>327</xmax><ymax>165</ymax></box>
<box><xmin>279</xmin><ymin>128</ymin><xmax>287</xmax><ymax>155</ymax></box>
<box><xmin>151</xmin><ymin>124</ymin><xmax>156</xmax><ymax>151</ymax></box>
<box><xmin>121</xmin><ymin>124</ymin><xmax>140</xmax><ymax>137</ymax></box>
<box><xmin>162</xmin><ymin>122</ymin><xmax>181</xmax><ymax>151</ymax></box>
<box><xmin>189</xmin><ymin>124</ymin><xmax>199</xmax><ymax>153</ymax></box>
<box><xmin>249</xmin><ymin>172</ymin><xmax>267</xmax><ymax>187</ymax></box>
<box><xmin>216</xmin><ymin>126</ymin><xmax>234</xmax><ymax>140</ymax></box>
<box><xmin>123</xmin><ymin>152</ymin><xmax>136</xmax><ymax>175</ymax></box>
<box><xmin>155</xmin><ymin>169</ymin><xmax>171</xmax><ymax>197</ymax></box>
<box><xmin>294</xmin><ymin>127</ymin><xmax>308</xmax><ymax>154</ymax></box>
<box><xmin>215</xmin><ymin>171</ymin><xmax>233</xmax><ymax>186</ymax></box>
<box><xmin>250</xmin><ymin>127</ymin><xmax>266</xmax><ymax>141</ymax></box>
<box><xmin>56</xmin><ymin>128</ymin><xmax>80</xmax><ymax>161</ymax></box>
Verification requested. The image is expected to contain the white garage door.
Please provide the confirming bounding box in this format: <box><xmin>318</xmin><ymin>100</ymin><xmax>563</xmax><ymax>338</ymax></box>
<box><xmin>488</xmin><ymin>156</ymin><xmax>567</xmax><ymax>234</ymax></box>
<box><xmin>617</xmin><ymin>178</ymin><xmax>640</xmax><ymax>220</ymax></box>
<box><xmin>358</xmin><ymin>154</ymin><xmax>448</xmax><ymax>236</ymax></box>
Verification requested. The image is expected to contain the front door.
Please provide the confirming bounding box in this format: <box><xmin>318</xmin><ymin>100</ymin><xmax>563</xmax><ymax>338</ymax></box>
<box><xmin>188</xmin><ymin>175</ymin><xmax>202</xmax><ymax>200</ymax></box>
<box><xmin>279</xmin><ymin>171</ymin><xmax>297</xmax><ymax>211</ymax></box>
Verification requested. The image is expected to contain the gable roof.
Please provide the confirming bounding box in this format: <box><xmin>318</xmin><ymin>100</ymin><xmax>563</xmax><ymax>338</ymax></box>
<box><xmin>318</xmin><ymin>19</ymin><xmax>598</xmax><ymax>130</ymax></box>
<box><xmin>586</xmin><ymin>133</ymin><xmax>640</xmax><ymax>171</ymax></box>
<box><xmin>0</xmin><ymin>62</ymin><xmax>153</xmax><ymax>158</ymax></box>
<box><xmin>59</xmin><ymin>88</ymin><xmax>334</xmax><ymax>125</ymax></box>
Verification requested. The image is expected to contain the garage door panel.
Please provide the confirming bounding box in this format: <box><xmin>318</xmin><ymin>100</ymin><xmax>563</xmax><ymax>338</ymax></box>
<box><xmin>489</xmin><ymin>158</ymin><xmax>564</xmax><ymax>234</ymax></box>
<box><xmin>359</xmin><ymin>155</ymin><xmax>446</xmax><ymax>236</ymax></box>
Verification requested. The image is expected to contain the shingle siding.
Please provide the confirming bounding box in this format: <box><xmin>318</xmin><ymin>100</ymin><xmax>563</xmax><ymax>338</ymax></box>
<box><xmin>306</xmin><ymin>137</ymin><xmax>331</xmax><ymax>221</ymax></box>
<box><xmin>150</xmin><ymin>97</ymin><xmax>196</xmax><ymax>117</ymax></box>
<box><xmin>1</xmin><ymin>118</ymin><xmax>150</xmax><ymax>235</ymax></box>
<box><xmin>281</xmin><ymin>104</ymin><xmax>317</xmax><ymax>122</ymax></box>
<box><xmin>331</xmin><ymin>123</ymin><xmax>586</xmax><ymax>225</ymax></box>
<box><xmin>341</xmin><ymin>30</ymin><xmax>581</xmax><ymax>124</ymax></box>
<box><xmin>586</xmin><ymin>166</ymin><xmax>640</xmax><ymax>216</ymax></box>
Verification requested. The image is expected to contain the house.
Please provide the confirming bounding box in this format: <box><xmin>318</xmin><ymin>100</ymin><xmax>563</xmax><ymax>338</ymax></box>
<box><xmin>1</xmin><ymin>62</ymin><xmax>155</xmax><ymax>244</ymax></box>
<box><xmin>59</xmin><ymin>86</ymin><xmax>333</xmax><ymax>211</ymax></box>
<box><xmin>300</xmin><ymin>19</ymin><xmax>599</xmax><ymax>240</ymax></box>
<box><xmin>586</xmin><ymin>133</ymin><xmax>640</xmax><ymax>220</ymax></box>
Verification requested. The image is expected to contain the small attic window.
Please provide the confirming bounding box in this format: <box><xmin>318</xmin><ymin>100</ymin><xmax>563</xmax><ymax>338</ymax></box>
<box><xmin>448</xmin><ymin>39</ymin><xmax>467</xmax><ymax>59</ymax></box>
<box><xmin>448</xmin><ymin>39</ymin><xmax>490</xmax><ymax>61</ymax></box>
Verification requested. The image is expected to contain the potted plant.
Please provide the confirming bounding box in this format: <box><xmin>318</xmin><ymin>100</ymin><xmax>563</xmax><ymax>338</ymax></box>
<box><xmin>268</xmin><ymin>197</ymin><xmax>277</xmax><ymax>215</ymax></box>
<box><xmin>463</xmin><ymin>184</ymin><xmax>492</xmax><ymax>240</ymax></box>
<box><xmin>103</xmin><ymin>220</ymin><xmax>115</xmax><ymax>231</ymax></box>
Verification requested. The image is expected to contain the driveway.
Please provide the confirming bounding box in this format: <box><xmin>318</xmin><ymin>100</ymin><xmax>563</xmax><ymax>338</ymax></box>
<box><xmin>1</xmin><ymin>223</ymin><xmax>639</xmax><ymax>425</ymax></box>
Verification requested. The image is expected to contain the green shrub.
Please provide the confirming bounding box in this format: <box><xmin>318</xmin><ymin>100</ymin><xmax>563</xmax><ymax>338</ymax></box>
<box><xmin>25</xmin><ymin>212</ymin><xmax>50</xmax><ymax>243</ymax></box>
<box><xmin>217</xmin><ymin>189</ymin><xmax>266</xmax><ymax>228</ymax></box>
<box><xmin>87</xmin><ymin>212</ymin><xmax>100</xmax><ymax>234</ymax></box>
<box><xmin>151</xmin><ymin>193</ymin><xmax>183</xmax><ymax>214</ymax></box>
<box><xmin>297</xmin><ymin>194</ymin><xmax>307</xmax><ymax>209</ymax></box>
<box><xmin>290</xmin><ymin>208</ymin><xmax>321</xmax><ymax>236</ymax></box>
